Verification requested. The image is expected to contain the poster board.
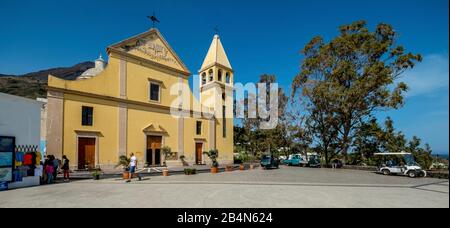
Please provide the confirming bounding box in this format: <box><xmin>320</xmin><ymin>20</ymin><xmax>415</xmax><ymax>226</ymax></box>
<box><xmin>0</xmin><ymin>136</ymin><xmax>15</xmax><ymax>182</ymax></box>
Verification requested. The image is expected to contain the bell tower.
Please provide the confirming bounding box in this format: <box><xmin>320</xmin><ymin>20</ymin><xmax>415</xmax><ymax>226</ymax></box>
<box><xmin>199</xmin><ymin>34</ymin><xmax>233</xmax><ymax>116</ymax></box>
<box><xmin>199</xmin><ymin>34</ymin><xmax>234</xmax><ymax>163</ymax></box>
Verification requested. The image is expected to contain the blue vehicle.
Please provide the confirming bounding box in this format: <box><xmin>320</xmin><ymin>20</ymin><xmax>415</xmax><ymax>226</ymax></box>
<box><xmin>282</xmin><ymin>154</ymin><xmax>308</xmax><ymax>167</ymax></box>
<box><xmin>308</xmin><ymin>155</ymin><xmax>321</xmax><ymax>168</ymax></box>
<box><xmin>260</xmin><ymin>155</ymin><xmax>280</xmax><ymax>169</ymax></box>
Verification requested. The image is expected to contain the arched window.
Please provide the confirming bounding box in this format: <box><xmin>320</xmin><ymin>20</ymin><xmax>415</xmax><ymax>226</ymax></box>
<box><xmin>208</xmin><ymin>69</ymin><xmax>214</xmax><ymax>82</ymax></box>
<box><xmin>218</xmin><ymin>69</ymin><xmax>223</xmax><ymax>82</ymax></box>
<box><xmin>201</xmin><ymin>73</ymin><xmax>206</xmax><ymax>85</ymax></box>
<box><xmin>226</xmin><ymin>72</ymin><xmax>231</xmax><ymax>84</ymax></box>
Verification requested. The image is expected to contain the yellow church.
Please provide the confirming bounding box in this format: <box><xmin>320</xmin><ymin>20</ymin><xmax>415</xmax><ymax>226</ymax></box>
<box><xmin>46</xmin><ymin>28</ymin><xmax>234</xmax><ymax>170</ymax></box>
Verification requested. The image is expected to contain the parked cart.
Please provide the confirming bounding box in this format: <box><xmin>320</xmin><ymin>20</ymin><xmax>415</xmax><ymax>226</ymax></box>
<box><xmin>374</xmin><ymin>152</ymin><xmax>427</xmax><ymax>178</ymax></box>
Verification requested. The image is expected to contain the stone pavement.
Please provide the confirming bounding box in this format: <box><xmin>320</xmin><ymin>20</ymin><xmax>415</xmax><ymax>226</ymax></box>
<box><xmin>1</xmin><ymin>166</ymin><xmax>448</xmax><ymax>208</ymax></box>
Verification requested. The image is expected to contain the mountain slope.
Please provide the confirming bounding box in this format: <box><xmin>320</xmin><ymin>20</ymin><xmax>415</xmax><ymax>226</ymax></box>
<box><xmin>0</xmin><ymin>62</ymin><xmax>93</xmax><ymax>99</ymax></box>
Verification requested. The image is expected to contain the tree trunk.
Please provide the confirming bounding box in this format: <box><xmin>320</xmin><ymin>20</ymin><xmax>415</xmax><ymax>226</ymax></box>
<box><xmin>341</xmin><ymin>126</ymin><xmax>351</xmax><ymax>165</ymax></box>
<box><xmin>324</xmin><ymin>149</ymin><xmax>329</xmax><ymax>166</ymax></box>
<box><xmin>324</xmin><ymin>141</ymin><xmax>330</xmax><ymax>166</ymax></box>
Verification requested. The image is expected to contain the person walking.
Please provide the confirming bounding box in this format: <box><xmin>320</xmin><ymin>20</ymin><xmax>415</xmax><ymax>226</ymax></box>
<box><xmin>62</xmin><ymin>155</ymin><xmax>70</xmax><ymax>182</ymax></box>
<box><xmin>126</xmin><ymin>153</ymin><xmax>137</xmax><ymax>183</ymax></box>
<box><xmin>332</xmin><ymin>158</ymin><xmax>339</xmax><ymax>170</ymax></box>
<box><xmin>45</xmin><ymin>157</ymin><xmax>54</xmax><ymax>184</ymax></box>
<box><xmin>52</xmin><ymin>155</ymin><xmax>59</xmax><ymax>181</ymax></box>
<box><xmin>43</xmin><ymin>156</ymin><xmax>49</xmax><ymax>184</ymax></box>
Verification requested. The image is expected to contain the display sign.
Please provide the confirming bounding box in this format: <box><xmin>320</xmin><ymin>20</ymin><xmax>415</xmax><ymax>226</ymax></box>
<box><xmin>0</xmin><ymin>181</ymin><xmax>7</xmax><ymax>191</ymax></box>
<box><xmin>0</xmin><ymin>136</ymin><xmax>15</xmax><ymax>182</ymax></box>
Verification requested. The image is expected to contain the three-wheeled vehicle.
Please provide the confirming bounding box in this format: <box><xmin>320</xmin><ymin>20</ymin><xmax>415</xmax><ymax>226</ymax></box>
<box><xmin>260</xmin><ymin>155</ymin><xmax>280</xmax><ymax>169</ymax></box>
<box><xmin>282</xmin><ymin>154</ymin><xmax>308</xmax><ymax>167</ymax></box>
<box><xmin>374</xmin><ymin>152</ymin><xmax>427</xmax><ymax>178</ymax></box>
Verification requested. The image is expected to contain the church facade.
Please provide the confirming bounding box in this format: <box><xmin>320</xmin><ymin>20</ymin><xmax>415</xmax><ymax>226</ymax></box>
<box><xmin>46</xmin><ymin>28</ymin><xmax>234</xmax><ymax>170</ymax></box>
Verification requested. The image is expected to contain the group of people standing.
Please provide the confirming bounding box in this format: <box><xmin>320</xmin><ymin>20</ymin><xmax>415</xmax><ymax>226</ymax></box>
<box><xmin>43</xmin><ymin>155</ymin><xmax>70</xmax><ymax>184</ymax></box>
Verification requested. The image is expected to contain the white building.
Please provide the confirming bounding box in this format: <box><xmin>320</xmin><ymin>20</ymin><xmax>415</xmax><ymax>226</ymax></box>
<box><xmin>0</xmin><ymin>92</ymin><xmax>42</xmax><ymax>146</ymax></box>
<box><xmin>0</xmin><ymin>92</ymin><xmax>44</xmax><ymax>189</ymax></box>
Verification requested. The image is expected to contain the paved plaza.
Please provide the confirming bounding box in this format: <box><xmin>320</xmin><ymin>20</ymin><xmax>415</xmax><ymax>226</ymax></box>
<box><xmin>0</xmin><ymin>166</ymin><xmax>448</xmax><ymax>208</ymax></box>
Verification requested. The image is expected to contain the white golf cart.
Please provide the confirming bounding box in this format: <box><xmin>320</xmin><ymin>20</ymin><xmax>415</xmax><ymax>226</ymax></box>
<box><xmin>374</xmin><ymin>152</ymin><xmax>427</xmax><ymax>178</ymax></box>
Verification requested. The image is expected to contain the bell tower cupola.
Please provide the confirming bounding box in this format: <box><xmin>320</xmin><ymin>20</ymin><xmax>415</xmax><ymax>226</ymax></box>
<box><xmin>199</xmin><ymin>34</ymin><xmax>234</xmax><ymax>118</ymax></box>
<box><xmin>199</xmin><ymin>34</ymin><xmax>233</xmax><ymax>88</ymax></box>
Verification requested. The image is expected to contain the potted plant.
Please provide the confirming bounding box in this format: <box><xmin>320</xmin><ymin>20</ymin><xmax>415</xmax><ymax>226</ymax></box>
<box><xmin>238</xmin><ymin>151</ymin><xmax>250</xmax><ymax>171</ymax></box>
<box><xmin>116</xmin><ymin>155</ymin><xmax>130</xmax><ymax>179</ymax></box>
<box><xmin>249</xmin><ymin>154</ymin><xmax>256</xmax><ymax>170</ymax></box>
<box><xmin>226</xmin><ymin>165</ymin><xmax>234</xmax><ymax>172</ymax></box>
<box><xmin>92</xmin><ymin>168</ymin><xmax>101</xmax><ymax>180</ymax></box>
<box><xmin>161</xmin><ymin>146</ymin><xmax>173</xmax><ymax>167</ymax></box>
<box><xmin>161</xmin><ymin>146</ymin><xmax>173</xmax><ymax>176</ymax></box>
<box><xmin>203</xmin><ymin>149</ymin><xmax>219</xmax><ymax>174</ymax></box>
<box><xmin>180</xmin><ymin>155</ymin><xmax>189</xmax><ymax>166</ymax></box>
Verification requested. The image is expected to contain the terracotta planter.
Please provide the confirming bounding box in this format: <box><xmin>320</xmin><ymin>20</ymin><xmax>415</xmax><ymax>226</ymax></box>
<box><xmin>239</xmin><ymin>164</ymin><xmax>245</xmax><ymax>171</ymax></box>
<box><xmin>226</xmin><ymin>166</ymin><xmax>233</xmax><ymax>172</ymax></box>
<box><xmin>249</xmin><ymin>164</ymin><xmax>255</xmax><ymax>170</ymax></box>
<box><xmin>122</xmin><ymin>172</ymin><xmax>138</xmax><ymax>179</ymax></box>
<box><xmin>162</xmin><ymin>170</ymin><xmax>169</xmax><ymax>177</ymax></box>
<box><xmin>122</xmin><ymin>171</ymin><xmax>130</xmax><ymax>179</ymax></box>
<box><xmin>211</xmin><ymin>167</ymin><xmax>219</xmax><ymax>174</ymax></box>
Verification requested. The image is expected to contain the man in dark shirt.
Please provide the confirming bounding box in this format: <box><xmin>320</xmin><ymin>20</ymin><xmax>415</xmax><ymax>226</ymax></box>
<box><xmin>62</xmin><ymin>155</ymin><xmax>70</xmax><ymax>182</ymax></box>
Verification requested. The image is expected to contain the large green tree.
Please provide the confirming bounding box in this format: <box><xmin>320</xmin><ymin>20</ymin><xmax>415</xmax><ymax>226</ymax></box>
<box><xmin>237</xmin><ymin>74</ymin><xmax>289</xmax><ymax>157</ymax></box>
<box><xmin>292</xmin><ymin>21</ymin><xmax>422</xmax><ymax>162</ymax></box>
<box><xmin>351</xmin><ymin>117</ymin><xmax>433</xmax><ymax>169</ymax></box>
<box><xmin>296</xmin><ymin>87</ymin><xmax>341</xmax><ymax>165</ymax></box>
<box><xmin>352</xmin><ymin>118</ymin><xmax>382</xmax><ymax>162</ymax></box>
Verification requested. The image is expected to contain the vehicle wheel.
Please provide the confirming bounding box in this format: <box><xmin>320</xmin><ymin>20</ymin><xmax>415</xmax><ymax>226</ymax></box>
<box><xmin>382</xmin><ymin>169</ymin><xmax>390</xmax><ymax>175</ymax></box>
<box><xmin>421</xmin><ymin>170</ymin><xmax>427</xmax><ymax>178</ymax></box>
<box><xmin>418</xmin><ymin>171</ymin><xmax>425</xmax><ymax>177</ymax></box>
<box><xmin>408</xmin><ymin>171</ymin><xmax>417</xmax><ymax>178</ymax></box>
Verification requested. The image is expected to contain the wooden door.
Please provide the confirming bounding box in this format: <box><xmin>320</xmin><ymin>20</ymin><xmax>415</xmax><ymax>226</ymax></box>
<box><xmin>154</xmin><ymin>148</ymin><xmax>161</xmax><ymax>166</ymax></box>
<box><xmin>146</xmin><ymin>136</ymin><xmax>162</xmax><ymax>166</ymax></box>
<box><xmin>78</xmin><ymin>137</ymin><xmax>96</xmax><ymax>170</ymax></box>
<box><xmin>195</xmin><ymin>143</ymin><xmax>203</xmax><ymax>165</ymax></box>
<box><xmin>85</xmin><ymin>145</ymin><xmax>95</xmax><ymax>169</ymax></box>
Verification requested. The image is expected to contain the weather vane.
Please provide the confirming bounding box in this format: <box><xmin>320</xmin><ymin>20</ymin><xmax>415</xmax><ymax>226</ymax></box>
<box><xmin>214</xmin><ymin>25</ymin><xmax>220</xmax><ymax>35</ymax></box>
<box><xmin>147</xmin><ymin>12</ymin><xmax>160</xmax><ymax>28</ymax></box>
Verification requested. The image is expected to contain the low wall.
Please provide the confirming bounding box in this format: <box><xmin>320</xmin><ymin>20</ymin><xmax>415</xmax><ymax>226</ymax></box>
<box><xmin>342</xmin><ymin>165</ymin><xmax>449</xmax><ymax>179</ymax></box>
<box><xmin>426</xmin><ymin>170</ymin><xmax>449</xmax><ymax>179</ymax></box>
<box><xmin>8</xmin><ymin>176</ymin><xmax>40</xmax><ymax>190</ymax></box>
<box><xmin>342</xmin><ymin>165</ymin><xmax>377</xmax><ymax>171</ymax></box>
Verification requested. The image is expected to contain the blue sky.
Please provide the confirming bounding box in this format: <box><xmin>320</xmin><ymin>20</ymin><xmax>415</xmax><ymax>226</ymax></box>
<box><xmin>0</xmin><ymin>0</ymin><xmax>448</xmax><ymax>154</ymax></box>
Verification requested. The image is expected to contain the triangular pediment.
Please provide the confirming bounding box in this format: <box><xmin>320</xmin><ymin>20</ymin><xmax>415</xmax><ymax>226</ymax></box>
<box><xmin>143</xmin><ymin>123</ymin><xmax>167</xmax><ymax>134</ymax></box>
<box><xmin>109</xmin><ymin>29</ymin><xmax>190</xmax><ymax>75</ymax></box>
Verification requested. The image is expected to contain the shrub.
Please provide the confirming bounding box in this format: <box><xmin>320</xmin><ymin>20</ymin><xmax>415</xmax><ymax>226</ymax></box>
<box><xmin>203</xmin><ymin>149</ymin><xmax>219</xmax><ymax>168</ymax></box>
<box><xmin>92</xmin><ymin>168</ymin><xmax>101</xmax><ymax>180</ymax></box>
<box><xmin>179</xmin><ymin>155</ymin><xmax>189</xmax><ymax>166</ymax></box>
<box><xmin>162</xmin><ymin>146</ymin><xmax>173</xmax><ymax>166</ymax></box>
<box><xmin>184</xmin><ymin>168</ymin><xmax>197</xmax><ymax>175</ymax></box>
<box><xmin>115</xmin><ymin>155</ymin><xmax>130</xmax><ymax>171</ymax></box>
